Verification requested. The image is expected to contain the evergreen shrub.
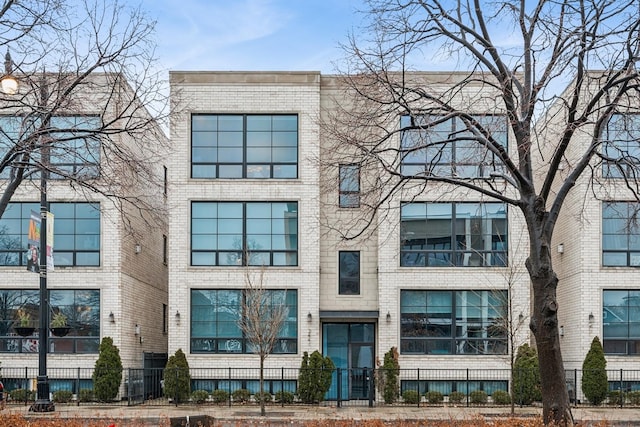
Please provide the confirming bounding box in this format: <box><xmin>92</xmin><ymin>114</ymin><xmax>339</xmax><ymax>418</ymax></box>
<box><xmin>581</xmin><ymin>336</ymin><xmax>608</xmax><ymax>406</ymax></box>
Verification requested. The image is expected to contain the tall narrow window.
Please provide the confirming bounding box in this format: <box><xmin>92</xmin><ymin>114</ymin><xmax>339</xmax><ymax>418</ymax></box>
<box><xmin>163</xmin><ymin>166</ymin><xmax>168</xmax><ymax>196</ymax></box>
<box><xmin>339</xmin><ymin>251</ymin><xmax>360</xmax><ymax>295</ymax></box>
<box><xmin>339</xmin><ymin>164</ymin><xmax>360</xmax><ymax>208</ymax></box>
<box><xmin>162</xmin><ymin>303</ymin><xmax>168</xmax><ymax>334</ymax></box>
<box><xmin>162</xmin><ymin>234</ymin><xmax>168</xmax><ymax>265</ymax></box>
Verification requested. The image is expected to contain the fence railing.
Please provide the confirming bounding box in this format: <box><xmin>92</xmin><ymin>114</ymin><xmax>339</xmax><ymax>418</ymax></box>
<box><xmin>2</xmin><ymin>366</ymin><xmax>640</xmax><ymax>408</ymax></box>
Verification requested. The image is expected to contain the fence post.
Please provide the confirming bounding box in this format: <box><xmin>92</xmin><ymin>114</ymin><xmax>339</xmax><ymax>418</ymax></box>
<box><xmin>24</xmin><ymin>366</ymin><xmax>28</xmax><ymax>407</ymax></box>
<box><xmin>466</xmin><ymin>368</ymin><xmax>470</xmax><ymax>407</ymax></box>
<box><xmin>368</xmin><ymin>368</ymin><xmax>374</xmax><ymax>408</ymax></box>
<box><xmin>337</xmin><ymin>368</ymin><xmax>342</xmax><ymax>408</ymax></box>
<box><xmin>281</xmin><ymin>367</ymin><xmax>285</xmax><ymax>408</ymax></box>
<box><xmin>620</xmin><ymin>368</ymin><xmax>624</xmax><ymax>408</ymax></box>
<box><xmin>573</xmin><ymin>369</ymin><xmax>577</xmax><ymax>407</ymax></box>
<box><xmin>228</xmin><ymin>367</ymin><xmax>232</xmax><ymax>408</ymax></box>
<box><xmin>127</xmin><ymin>368</ymin><xmax>131</xmax><ymax>406</ymax></box>
<box><xmin>417</xmin><ymin>368</ymin><xmax>420</xmax><ymax>408</ymax></box>
<box><xmin>76</xmin><ymin>367</ymin><xmax>80</xmax><ymax>406</ymax></box>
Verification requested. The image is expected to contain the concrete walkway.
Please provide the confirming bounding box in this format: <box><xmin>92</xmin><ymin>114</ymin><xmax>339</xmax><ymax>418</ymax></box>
<box><xmin>4</xmin><ymin>403</ymin><xmax>640</xmax><ymax>426</ymax></box>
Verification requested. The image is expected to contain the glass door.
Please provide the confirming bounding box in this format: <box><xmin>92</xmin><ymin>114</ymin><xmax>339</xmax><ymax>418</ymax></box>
<box><xmin>322</xmin><ymin>322</ymin><xmax>375</xmax><ymax>400</ymax></box>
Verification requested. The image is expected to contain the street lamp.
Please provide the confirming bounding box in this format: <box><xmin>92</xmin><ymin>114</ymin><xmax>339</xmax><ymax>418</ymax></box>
<box><xmin>2</xmin><ymin>50</ymin><xmax>54</xmax><ymax>412</ymax></box>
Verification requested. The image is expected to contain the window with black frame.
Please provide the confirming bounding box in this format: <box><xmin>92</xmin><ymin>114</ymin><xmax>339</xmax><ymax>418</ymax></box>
<box><xmin>191</xmin><ymin>114</ymin><xmax>298</xmax><ymax>179</ymax></box>
<box><xmin>190</xmin><ymin>289</ymin><xmax>297</xmax><ymax>354</ymax></box>
<box><xmin>339</xmin><ymin>251</ymin><xmax>360</xmax><ymax>295</ymax></box>
<box><xmin>603</xmin><ymin>290</ymin><xmax>640</xmax><ymax>355</ymax></box>
<box><xmin>339</xmin><ymin>164</ymin><xmax>360</xmax><ymax>208</ymax></box>
<box><xmin>0</xmin><ymin>115</ymin><xmax>100</xmax><ymax>180</ymax></box>
<box><xmin>602</xmin><ymin>201</ymin><xmax>640</xmax><ymax>267</ymax></box>
<box><xmin>0</xmin><ymin>289</ymin><xmax>100</xmax><ymax>353</ymax></box>
<box><xmin>400</xmin><ymin>115</ymin><xmax>507</xmax><ymax>178</ymax></box>
<box><xmin>603</xmin><ymin>114</ymin><xmax>640</xmax><ymax>178</ymax></box>
<box><xmin>0</xmin><ymin>202</ymin><xmax>100</xmax><ymax>267</ymax></box>
<box><xmin>400</xmin><ymin>289</ymin><xmax>507</xmax><ymax>355</ymax></box>
<box><xmin>191</xmin><ymin>201</ymin><xmax>298</xmax><ymax>267</ymax></box>
<box><xmin>400</xmin><ymin>202</ymin><xmax>507</xmax><ymax>267</ymax></box>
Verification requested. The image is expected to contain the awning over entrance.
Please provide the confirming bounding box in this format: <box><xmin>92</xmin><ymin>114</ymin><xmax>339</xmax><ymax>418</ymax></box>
<box><xmin>319</xmin><ymin>311</ymin><xmax>379</xmax><ymax>319</ymax></box>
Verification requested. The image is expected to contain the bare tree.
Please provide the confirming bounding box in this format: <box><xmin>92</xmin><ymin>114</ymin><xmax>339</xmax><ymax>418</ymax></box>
<box><xmin>323</xmin><ymin>1</ymin><xmax>640</xmax><ymax>424</ymax></box>
<box><xmin>0</xmin><ymin>0</ymin><xmax>169</xmax><ymax>232</ymax></box>
<box><xmin>238</xmin><ymin>265</ymin><xmax>288</xmax><ymax>416</ymax></box>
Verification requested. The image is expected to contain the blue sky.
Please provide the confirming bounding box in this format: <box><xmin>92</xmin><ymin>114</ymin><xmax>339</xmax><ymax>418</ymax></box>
<box><xmin>144</xmin><ymin>0</ymin><xmax>364</xmax><ymax>73</ymax></box>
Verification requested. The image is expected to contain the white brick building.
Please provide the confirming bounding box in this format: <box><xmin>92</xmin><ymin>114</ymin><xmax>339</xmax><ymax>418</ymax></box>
<box><xmin>0</xmin><ymin>73</ymin><xmax>169</xmax><ymax>395</ymax></box>
<box><xmin>167</xmin><ymin>71</ymin><xmax>534</xmax><ymax>399</ymax></box>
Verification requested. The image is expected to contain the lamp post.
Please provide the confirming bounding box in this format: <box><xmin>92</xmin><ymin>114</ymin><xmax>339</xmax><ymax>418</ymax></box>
<box><xmin>2</xmin><ymin>51</ymin><xmax>54</xmax><ymax>412</ymax></box>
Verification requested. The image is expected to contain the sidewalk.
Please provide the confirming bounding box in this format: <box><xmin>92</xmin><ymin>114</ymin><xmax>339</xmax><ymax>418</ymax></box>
<box><xmin>5</xmin><ymin>403</ymin><xmax>640</xmax><ymax>426</ymax></box>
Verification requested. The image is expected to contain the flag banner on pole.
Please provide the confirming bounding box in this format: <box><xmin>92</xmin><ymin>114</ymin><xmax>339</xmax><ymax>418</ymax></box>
<box><xmin>27</xmin><ymin>210</ymin><xmax>40</xmax><ymax>273</ymax></box>
<box><xmin>46</xmin><ymin>211</ymin><xmax>54</xmax><ymax>271</ymax></box>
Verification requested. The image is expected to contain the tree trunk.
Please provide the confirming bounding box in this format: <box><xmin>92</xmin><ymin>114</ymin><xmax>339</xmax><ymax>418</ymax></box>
<box><xmin>260</xmin><ymin>356</ymin><xmax>266</xmax><ymax>416</ymax></box>
<box><xmin>528</xmin><ymin>263</ymin><xmax>574</xmax><ymax>425</ymax></box>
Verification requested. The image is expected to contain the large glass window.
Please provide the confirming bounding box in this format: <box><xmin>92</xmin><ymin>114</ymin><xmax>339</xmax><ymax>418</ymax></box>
<box><xmin>339</xmin><ymin>164</ymin><xmax>360</xmax><ymax>208</ymax></box>
<box><xmin>0</xmin><ymin>289</ymin><xmax>100</xmax><ymax>353</ymax></box>
<box><xmin>603</xmin><ymin>290</ymin><xmax>640</xmax><ymax>355</ymax></box>
<box><xmin>0</xmin><ymin>115</ymin><xmax>101</xmax><ymax>179</ymax></box>
<box><xmin>602</xmin><ymin>202</ymin><xmax>640</xmax><ymax>267</ymax></box>
<box><xmin>191</xmin><ymin>114</ymin><xmax>298</xmax><ymax>179</ymax></box>
<box><xmin>191</xmin><ymin>201</ymin><xmax>298</xmax><ymax>267</ymax></box>
<box><xmin>400</xmin><ymin>115</ymin><xmax>507</xmax><ymax>178</ymax></box>
<box><xmin>603</xmin><ymin>114</ymin><xmax>640</xmax><ymax>178</ymax></box>
<box><xmin>0</xmin><ymin>202</ymin><xmax>100</xmax><ymax>267</ymax></box>
<box><xmin>400</xmin><ymin>202</ymin><xmax>507</xmax><ymax>267</ymax></box>
<box><xmin>190</xmin><ymin>289</ymin><xmax>297</xmax><ymax>354</ymax></box>
<box><xmin>339</xmin><ymin>251</ymin><xmax>360</xmax><ymax>295</ymax></box>
<box><xmin>400</xmin><ymin>290</ymin><xmax>507</xmax><ymax>355</ymax></box>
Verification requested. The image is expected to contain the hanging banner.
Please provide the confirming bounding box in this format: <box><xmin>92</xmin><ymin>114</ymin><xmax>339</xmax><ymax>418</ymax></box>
<box><xmin>46</xmin><ymin>211</ymin><xmax>54</xmax><ymax>271</ymax></box>
<box><xmin>27</xmin><ymin>210</ymin><xmax>40</xmax><ymax>273</ymax></box>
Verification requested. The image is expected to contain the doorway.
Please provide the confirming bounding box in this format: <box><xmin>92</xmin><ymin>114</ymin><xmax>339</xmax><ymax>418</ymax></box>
<box><xmin>322</xmin><ymin>323</ymin><xmax>375</xmax><ymax>400</ymax></box>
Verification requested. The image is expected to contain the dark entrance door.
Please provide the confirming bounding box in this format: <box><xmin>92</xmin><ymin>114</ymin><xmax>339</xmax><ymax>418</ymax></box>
<box><xmin>322</xmin><ymin>323</ymin><xmax>375</xmax><ymax>400</ymax></box>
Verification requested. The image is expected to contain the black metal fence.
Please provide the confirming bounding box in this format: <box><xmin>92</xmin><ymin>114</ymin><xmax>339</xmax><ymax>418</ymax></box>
<box><xmin>2</xmin><ymin>366</ymin><xmax>640</xmax><ymax>408</ymax></box>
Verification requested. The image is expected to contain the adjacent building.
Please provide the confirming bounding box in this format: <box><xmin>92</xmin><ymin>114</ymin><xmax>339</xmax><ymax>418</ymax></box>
<box><xmin>0</xmin><ymin>73</ymin><xmax>169</xmax><ymax>394</ymax></box>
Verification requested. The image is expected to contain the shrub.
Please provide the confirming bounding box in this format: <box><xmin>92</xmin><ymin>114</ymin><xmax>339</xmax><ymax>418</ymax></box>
<box><xmin>52</xmin><ymin>390</ymin><xmax>73</xmax><ymax>403</ymax></box>
<box><xmin>163</xmin><ymin>348</ymin><xmax>191</xmax><ymax>403</ymax></box>
<box><xmin>275</xmin><ymin>390</ymin><xmax>295</xmax><ymax>404</ymax></box>
<box><xmin>425</xmin><ymin>390</ymin><xmax>443</xmax><ymax>404</ymax></box>
<box><xmin>513</xmin><ymin>343</ymin><xmax>542</xmax><ymax>405</ymax></box>
<box><xmin>448</xmin><ymin>391</ymin><xmax>465</xmax><ymax>404</ymax></box>
<box><xmin>469</xmin><ymin>390</ymin><xmax>488</xmax><ymax>404</ymax></box>
<box><xmin>232</xmin><ymin>388</ymin><xmax>251</xmax><ymax>403</ymax></box>
<box><xmin>10</xmin><ymin>388</ymin><xmax>34</xmax><ymax>402</ymax></box>
<box><xmin>191</xmin><ymin>389</ymin><xmax>209</xmax><ymax>404</ymax></box>
<box><xmin>92</xmin><ymin>337</ymin><xmax>123</xmax><ymax>402</ymax></box>
<box><xmin>379</xmin><ymin>347</ymin><xmax>400</xmax><ymax>404</ymax></box>
<box><xmin>582</xmin><ymin>336</ymin><xmax>608</xmax><ymax>406</ymax></box>
<box><xmin>297</xmin><ymin>350</ymin><xmax>335</xmax><ymax>403</ymax></box>
<box><xmin>78</xmin><ymin>388</ymin><xmax>94</xmax><ymax>403</ymax></box>
<box><xmin>608</xmin><ymin>390</ymin><xmax>625</xmax><ymax>406</ymax></box>
<box><xmin>628</xmin><ymin>390</ymin><xmax>640</xmax><ymax>405</ymax></box>
<box><xmin>254</xmin><ymin>391</ymin><xmax>272</xmax><ymax>403</ymax></box>
<box><xmin>492</xmin><ymin>390</ymin><xmax>511</xmax><ymax>405</ymax></box>
<box><xmin>402</xmin><ymin>389</ymin><xmax>420</xmax><ymax>404</ymax></box>
<box><xmin>211</xmin><ymin>389</ymin><xmax>230</xmax><ymax>404</ymax></box>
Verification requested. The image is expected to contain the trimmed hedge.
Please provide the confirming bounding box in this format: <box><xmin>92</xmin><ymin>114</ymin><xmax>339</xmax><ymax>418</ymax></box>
<box><xmin>449</xmin><ymin>391</ymin><xmax>465</xmax><ymax>404</ymax></box>
<box><xmin>470</xmin><ymin>390</ymin><xmax>488</xmax><ymax>404</ymax></box>
<box><xmin>402</xmin><ymin>390</ymin><xmax>420</xmax><ymax>404</ymax></box>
